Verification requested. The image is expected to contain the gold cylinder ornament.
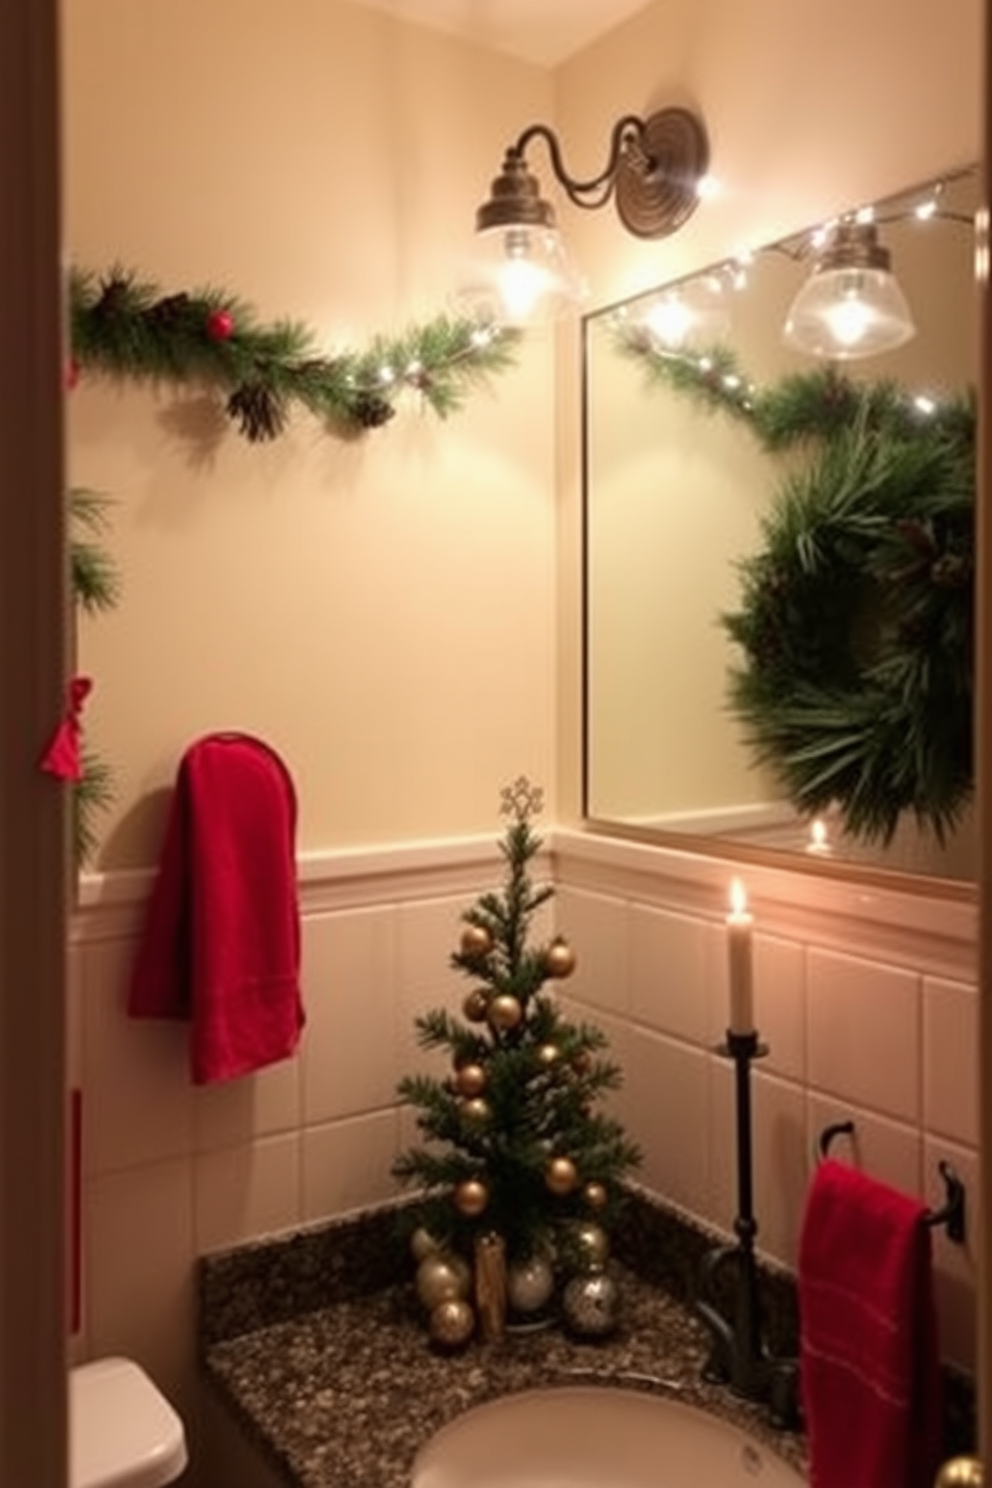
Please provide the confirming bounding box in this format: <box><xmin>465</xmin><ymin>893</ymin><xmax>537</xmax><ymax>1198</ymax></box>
<box><xmin>546</xmin><ymin>1156</ymin><xmax>579</xmax><ymax>1196</ymax></box>
<box><xmin>454</xmin><ymin>1062</ymin><xmax>487</xmax><ymax>1097</ymax></box>
<box><xmin>462</xmin><ymin>989</ymin><xmax>490</xmax><ymax>1023</ymax></box>
<box><xmin>460</xmin><ymin>924</ymin><xmax>493</xmax><ymax>957</ymax></box>
<box><xmin>453</xmin><ymin>1178</ymin><xmax>489</xmax><ymax>1217</ymax></box>
<box><xmin>415</xmin><ymin>1251</ymin><xmax>472</xmax><ymax>1310</ymax></box>
<box><xmin>487</xmin><ymin>994</ymin><xmax>523</xmax><ymax>1031</ymax></box>
<box><xmin>429</xmin><ymin>1297</ymin><xmax>475</xmax><ymax>1350</ymax></box>
<box><xmin>474</xmin><ymin>1232</ymin><xmax>508</xmax><ymax>1342</ymax></box>
<box><xmin>544</xmin><ymin>939</ymin><xmax>577</xmax><ymax>978</ymax></box>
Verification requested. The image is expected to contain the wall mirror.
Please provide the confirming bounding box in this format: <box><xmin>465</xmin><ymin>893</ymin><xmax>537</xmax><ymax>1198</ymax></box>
<box><xmin>583</xmin><ymin>167</ymin><xmax>978</xmax><ymax>887</ymax></box>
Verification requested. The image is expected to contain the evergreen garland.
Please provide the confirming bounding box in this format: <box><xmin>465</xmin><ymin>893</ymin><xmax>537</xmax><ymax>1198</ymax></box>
<box><xmin>70</xmin><ymin>266</ymin><xmax>521</xmax><ymax>441</ymax></box>
<box><xmin>613</xmin><ymin>327</ymin><xmax>976</xmax><ymax>844</ymax></box>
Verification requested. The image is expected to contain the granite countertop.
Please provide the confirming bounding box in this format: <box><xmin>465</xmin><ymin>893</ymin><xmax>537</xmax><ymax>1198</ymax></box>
<box><xmin>201</xmin><ymin>1191</ymin><xmax>975</xmax><ymax>1487</ymax></box>
<box><xmin>201</xmin><ymin>1198</ymin><xmax>808</xmax><ymax>1488</ymax></box>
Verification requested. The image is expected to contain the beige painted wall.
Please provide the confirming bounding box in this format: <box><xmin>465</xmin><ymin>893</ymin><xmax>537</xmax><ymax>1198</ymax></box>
<box><xmin>554</xmin><ymin>0</ymin><xmax>983</xmax><ymax>822</ymax></box>
<box><xmin>63</xmin><ymin>0</ymin><xmax>558</xmax><ymax>870</ymax></box>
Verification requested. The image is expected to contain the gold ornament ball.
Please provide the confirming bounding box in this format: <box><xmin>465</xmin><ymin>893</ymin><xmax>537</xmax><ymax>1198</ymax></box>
<box><xmin>461</xmin><ymin>1097</ymin><xmax>491</xmax><ymax>1123</ymax></box>
<box><xmin>410</xmin><ymin>1226</ymin><xmax>442</xmax><ymax>1262</ymax></box>
<box><xmin>546</xmin><ymin>1156</ymin><xmax>579</xmax><ymax>1196</ymax></box>
<box><xmin>545</xmin><ymin>940</ymin><xmax>577</xmax><ymax>979</ymax></box>
<box><xmin>583</xmin><ymin>1181</ymin><xmax>608</xmax><ymax>1211</ymax></box>
<box><xmin>415</xmin><ymin>1251</ymin><xmax>472</xmax><ymax>1310</ymax></box>
<box><xmin>454</xmin><ymin>1062</ymin><xmax>487</xmax><ymax>1097</ymax></box>
<box><xmin>462</xmin><ymin>989</ymin><xmax>490</xmax><ymax>1023</ymax></box>
<box><xmin>429</xmin><ymin>1297</ymin><xmax>475</xmax><ymax>1349</ymax></box>
<box><xmin>573</xmin><ymin>1221</ymin><xmax>611</xmax><ymax>1270</ymax></box>
<box><xmin>453</xmin><ymin>1178</ymin><xmax>489</xmax><ymax>1217</ymax></box>
<box><xmin>460</xmin><ymin>924</ymin><xmax>493</xmax><ymax>957</ymax></box>
<box><xmin>488</xmin><ymin>994</ymin><xmax>523</xmax><ymax>1032</ymax></box>
<box><xmin>536</xmin><ymin>1043</ymin><xmax>560</xmax><ymax>1068</ymax></box>
<box><xmin>935</xmin><ymin>1460</ymin><xmax>984</xmax><ymax>1488</ymax></box>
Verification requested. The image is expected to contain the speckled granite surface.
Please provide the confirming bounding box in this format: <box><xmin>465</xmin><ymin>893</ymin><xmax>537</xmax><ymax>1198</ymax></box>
<box><xmin>199</xmin><ymin>1190</ymin><xmax>974</xmax><ymax>1488</ymax></box>
<box><xmin>204</xmin><ymin>1264</ymin><xmax>808</xmax><ymax>1488</ymax></box>
<box><xmin>200</xmin><ymin>1192</ymin><xmax>810</xmax><ymax>1487</ymax></box>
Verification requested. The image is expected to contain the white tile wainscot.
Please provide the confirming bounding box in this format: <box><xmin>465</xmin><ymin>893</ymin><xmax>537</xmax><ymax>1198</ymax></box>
<box><xmin>67</xmin><ymin>825</ymin><xmax>978</xmax><ymax>1488</ymax></box>
<box><xmin>552</xmin><ymin>826</ymin><xmax>978</xmax><ymax>1372</ymax></box>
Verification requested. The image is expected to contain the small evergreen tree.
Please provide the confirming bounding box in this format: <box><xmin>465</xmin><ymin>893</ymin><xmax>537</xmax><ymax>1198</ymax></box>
<box><xmin>393</xmin><ymin>778</ymin><xmax>641</xmax><ymax>1271</ymax></box>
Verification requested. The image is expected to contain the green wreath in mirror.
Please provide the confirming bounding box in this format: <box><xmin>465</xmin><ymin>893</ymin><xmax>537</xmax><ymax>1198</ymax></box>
<box><xmin>722</xmin><ymin>403</ymin><xmax>975</xmax><ymax>845</ymax></box>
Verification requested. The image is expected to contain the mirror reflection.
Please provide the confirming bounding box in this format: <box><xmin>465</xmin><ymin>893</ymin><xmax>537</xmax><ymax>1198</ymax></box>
<box><xmin>583</xmin><ymin>168</ymin><xmax>978</xmax><ymax>883</ymax></box>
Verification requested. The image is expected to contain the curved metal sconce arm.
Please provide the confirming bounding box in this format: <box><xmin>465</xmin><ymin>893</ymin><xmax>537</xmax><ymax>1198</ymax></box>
<box><xmin>510</xmin><ymin>114</ymin><xmax>650</xmax><ymax>211</ymax></box>
<box><xmin>476</xmin><ymin>105</ymin><xmax>710</xmax><ymax>243</ymax></box>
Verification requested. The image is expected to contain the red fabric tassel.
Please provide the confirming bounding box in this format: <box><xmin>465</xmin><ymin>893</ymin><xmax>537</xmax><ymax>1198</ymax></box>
<box><xmin>40</xmin><ymin>676</ymin><xmax>93</xmax><ymax>782</ymax></box>
<box><xmin>799</xmin><ymin>1159</ymin><xmax>943</xmax><ymax>1488</ymax></box>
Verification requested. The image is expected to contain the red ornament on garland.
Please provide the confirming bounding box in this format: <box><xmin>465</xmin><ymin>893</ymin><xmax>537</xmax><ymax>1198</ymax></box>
<box><xmin>206</xmin><ymin>309</ymin><xmax>235</xmax><ymax>342</ymax></box>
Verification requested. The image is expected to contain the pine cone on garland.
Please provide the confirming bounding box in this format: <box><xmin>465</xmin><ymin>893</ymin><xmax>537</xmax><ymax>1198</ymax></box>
<box><xmin>350</xmin><ymin>392</ymin><xmax>396</xmax><ymax>429</ymax></box>
<box><xmin>226</xmin><ymin>381</ymin><xmax>287</xmax><ymax>442</ymax></box>
<box><xmin>94</xmin><ymin>274</ymin><xmax>130</xmax><ymax>320</ymax></box>
<box><xmin>145</xmin><ymin>293</ymin><xmax>193</xmax><ymax>332</ymax></box>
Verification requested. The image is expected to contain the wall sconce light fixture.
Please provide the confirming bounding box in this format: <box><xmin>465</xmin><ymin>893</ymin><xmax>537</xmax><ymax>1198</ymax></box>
<box><xmin>469</xmin><ymin>106</ymin><xmax>710</xmax><ymax>324</ymax></box>
<box><xmin>782</xmin><ymin>219</ymin><xmax>916</xmax><ymax>361</ymax></box>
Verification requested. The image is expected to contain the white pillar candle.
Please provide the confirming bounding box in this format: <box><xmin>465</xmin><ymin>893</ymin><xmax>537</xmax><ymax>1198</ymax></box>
<box><xmin>726</xmin><ymin>878</ymin><xmax>755</xmax><ymax>1036</ymax></box>
<box><xmin>806</xmin><ymin>818</ymin><xmax>831</xmax><ymax>856</ymax></box>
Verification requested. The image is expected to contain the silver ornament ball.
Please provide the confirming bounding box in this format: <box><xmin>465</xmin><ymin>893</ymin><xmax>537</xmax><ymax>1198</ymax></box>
<box><xmin>506</xmin><ymin>1253</ymin><xmax>556</xmax><ymax>1315</ymax></box>
<box><xmin>562</xmin><ymin>1267</ymin><xmax>620</xmax><ymax>1338</ymax></box>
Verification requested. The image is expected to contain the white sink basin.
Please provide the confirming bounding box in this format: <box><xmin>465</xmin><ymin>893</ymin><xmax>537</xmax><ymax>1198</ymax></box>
<box><xmin>411</xmin><ymin>1385</ymin><xmax>805</xmax><ymax>1488</ymax></box>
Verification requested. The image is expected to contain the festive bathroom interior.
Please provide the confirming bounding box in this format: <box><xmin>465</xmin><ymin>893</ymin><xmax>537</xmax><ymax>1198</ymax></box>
<box><xmin>60</xmin><ymin>0</ymin><xmax>982</xmax><ymax>1483</ymax></box>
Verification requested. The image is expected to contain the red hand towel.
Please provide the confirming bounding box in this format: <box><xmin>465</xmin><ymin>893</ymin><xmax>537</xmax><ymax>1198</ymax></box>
<box><xmin>798</xmin><ymin>1159</ymin><xmax>942</xmax><ymax>1488</ymax></box>
<box><xmin>128</xmin><ymin>733</ymin><xmax>304</xmax><ymax>1084</ymax></box>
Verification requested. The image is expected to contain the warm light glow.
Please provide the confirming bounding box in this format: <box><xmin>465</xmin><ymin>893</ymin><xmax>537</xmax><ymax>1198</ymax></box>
<box><xmin>498</xmin><ymin>253</ymin><xmax>553</xmax><ymax>321</ymax></box>
<box><xmin>645</xmin><ymin>293</ymin><xmax>695</xmax><ymax>348</ymax></box>
<box><xmin>696</xmin><ymin>174</ymin><xmax>722</xmax><ymax>200</ymax></box>
<box><xmin>822</xmin><ymin>286</ymin><xmax>876</xmax><ymax>348</ymax></box>
<box><xmin>461</xmin><ymin>224</ymin><xmax>584</xmax><ymax>327</ymax></box>
<box><xmin>728</xmin><ymin>878</ymin><xmax>749</xmax><ymax>918</ymax></box>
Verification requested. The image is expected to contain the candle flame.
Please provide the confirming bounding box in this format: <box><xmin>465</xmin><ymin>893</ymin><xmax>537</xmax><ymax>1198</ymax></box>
<box><xmin>810</xmin><ymin>818</ymin><xmax>828</xmax><ymax>850</ymax></box>
<box><xmin>729</xmin><ymin>878</ymin><xmax>748</xmax><ymax>915</ymax></box>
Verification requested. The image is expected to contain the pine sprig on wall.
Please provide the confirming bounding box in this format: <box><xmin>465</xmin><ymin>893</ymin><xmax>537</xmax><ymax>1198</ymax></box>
<box><xmin>68</xmin><ymin>489</ymin><xmax>120</xmax><ymax>861</ymax></box>
<box><xmin>70</xmin><ymin>488</ymin><xmax>121</xmax><ymax>614</ymax></box>
<box><xmin>69</xmin><ymin>266</ymin><xmax>522</xmax><ymax>442</ymax></box>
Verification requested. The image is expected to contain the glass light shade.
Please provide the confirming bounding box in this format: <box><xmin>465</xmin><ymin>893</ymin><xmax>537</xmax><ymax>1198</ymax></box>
<box><xmin>459</xmin><ymin>224</ymin><xmax>586</xmax><ymax>327</ymax></box>
<box><xmin>782</xmin><ymin>217</ymin><xmax>918</xmax><ymax>364</ymax></box>
<box><xmin>782</xmin><ymin>263</ymin><xmax>916</xmax><ymax>359</ymax></box>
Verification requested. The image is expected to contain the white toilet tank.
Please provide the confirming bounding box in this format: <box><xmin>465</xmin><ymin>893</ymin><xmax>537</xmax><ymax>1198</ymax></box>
<box><xmin>70</xmin><ymin>1357</ymin><xmax>188</xmax><ymax>1488</ymax></box>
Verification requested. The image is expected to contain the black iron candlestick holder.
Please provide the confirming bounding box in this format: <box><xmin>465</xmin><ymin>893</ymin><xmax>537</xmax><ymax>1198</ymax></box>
<box><xmin>694</xmin><ymin>1029</ymin><xmax>800</xmax><ymax>1430</ymax></box>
